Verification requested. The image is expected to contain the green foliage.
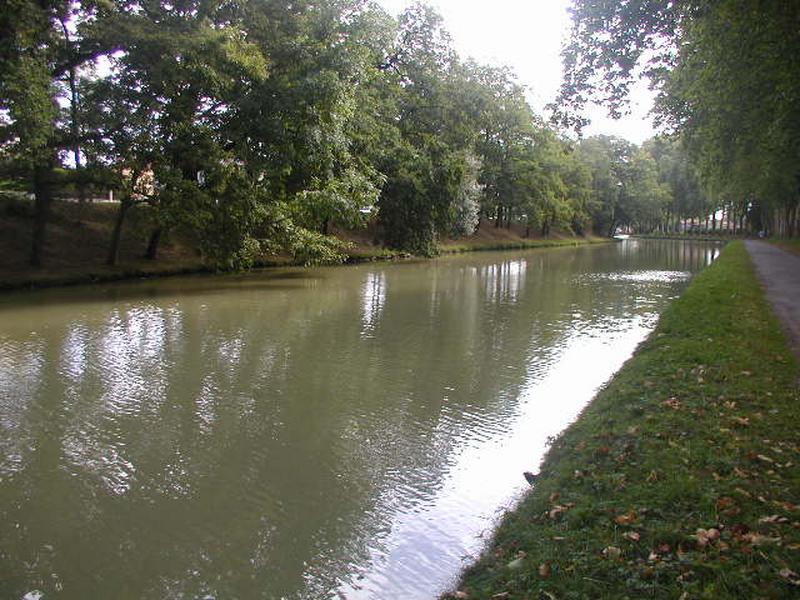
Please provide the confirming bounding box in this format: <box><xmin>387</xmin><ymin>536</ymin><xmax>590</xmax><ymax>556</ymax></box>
<box><xmin>560</xmin><ymin>0</ymin><xmax>800</xmax><ymax>236</ymax></box>
<box><xmin>3</xmin><ymin>0</ymin><xmax>724</xmax><ymax>270</ymax></box>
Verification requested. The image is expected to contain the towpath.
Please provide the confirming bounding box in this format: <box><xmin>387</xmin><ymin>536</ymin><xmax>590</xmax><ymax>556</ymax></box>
<box><xmin>745</xmin><ymin>240</ymin><xmax>800</xmax><ymax>359</ymax></box>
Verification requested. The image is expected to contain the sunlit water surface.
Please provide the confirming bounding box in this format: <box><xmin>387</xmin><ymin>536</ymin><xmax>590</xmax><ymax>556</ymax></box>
<box><xmin>0</xmin><ymin>240</ymin><xmax>720</xmax><ymax>599</ymax></box>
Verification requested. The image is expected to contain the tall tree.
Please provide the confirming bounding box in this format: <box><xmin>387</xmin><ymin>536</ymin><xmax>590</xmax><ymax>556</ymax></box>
<box><xmin>1</xmin><ymin>0</ymin><xmax>122</xmax><ymax>265</ymax></box>
<box><xmin>558</xmin><ymin>0</ymin><xmax>800</xmax><ymax>236</ymax></box>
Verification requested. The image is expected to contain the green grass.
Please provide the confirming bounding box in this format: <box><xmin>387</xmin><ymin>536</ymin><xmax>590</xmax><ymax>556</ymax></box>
<box><xmin>438</xmin><ymin>236</ymin><xmax>610</xmax><ymax>254</ymax></box>
<box><xmin>451</xmin><ymin>241</ymin><xmax>800</xmax><ymax>599</ymax></box>
<box><xmin>772</xmin><ymin>238</ymin><xmax>800</xmax><ymax>256</ymax></box>
<box><xmin>634</xmin><ymin>233</ymin><xmax>745</xmax><ymax>243</ymax></box>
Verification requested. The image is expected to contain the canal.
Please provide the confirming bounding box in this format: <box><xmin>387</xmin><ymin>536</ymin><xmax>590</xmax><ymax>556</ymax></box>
<box><xmin>0</xmin><ymin>239</ymin><xmax>720</xmax><ymax>599</ymax></box>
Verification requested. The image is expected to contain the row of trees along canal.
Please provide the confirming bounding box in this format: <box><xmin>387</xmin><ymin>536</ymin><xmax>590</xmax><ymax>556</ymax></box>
<box><xmin>1</xmin><ymin>1</ymin><xmax>787</xmax><ymax>272</ymax></box>
<box><xmin>556</xmin><ymin>0</ymin><xmax>800</xmax><ymax>241</ymax></box>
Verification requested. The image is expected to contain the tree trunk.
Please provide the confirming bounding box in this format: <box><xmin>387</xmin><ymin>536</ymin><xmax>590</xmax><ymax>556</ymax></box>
<box><xmin>145</xmin><ymin>226</ymin><xmax>162</xmax><ymax>260</ymax></box>
<box><xmin>30</xmin><ymin>164</ymin><xmax>53</xmax><ymax>267</ymax></box>
<box><xmin>107</xmin><ymin>200</ymin><xmax>131</xmax><ymax>266</ymax></box>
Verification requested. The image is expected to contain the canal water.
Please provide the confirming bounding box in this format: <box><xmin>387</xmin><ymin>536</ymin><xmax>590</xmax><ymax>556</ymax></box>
<box><xmin>0</xmin><ymin>239</ymin><xmax>720</xmax><ymax>599</ymax></box>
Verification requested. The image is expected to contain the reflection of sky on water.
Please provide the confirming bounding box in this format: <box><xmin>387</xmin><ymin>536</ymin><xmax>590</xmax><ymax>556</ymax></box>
<box><xmin>581</xmin><ymin>269</ymin><xmax>691</xmax><ymax>283</ymax></box>
<box><xmin>361</xmin><ymin>272</ymin><xmax>387</xmax><ymax>338</ymax></box>
<box><xmin>335</xmin><ymin>313</ymin><xmax>657</xmax><ymax>599</ymax></box>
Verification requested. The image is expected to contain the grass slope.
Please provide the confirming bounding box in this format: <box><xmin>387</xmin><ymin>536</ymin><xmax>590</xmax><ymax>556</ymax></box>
<box><xmin>0</xmin><ymin>197</ymin><xmax>608</xmax><ymax>290</ymax></box>
<box><xmin>451</xmin><ymin>241</ymin><xmax>800</xmax><ymax>599</ymax></box>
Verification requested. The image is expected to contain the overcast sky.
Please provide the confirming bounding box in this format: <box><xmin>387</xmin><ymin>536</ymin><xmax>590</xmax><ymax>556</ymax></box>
<box><xmin>375</xmin><ymin>0</ymin><xmax>657</xmax><ymax>144</ymax></box>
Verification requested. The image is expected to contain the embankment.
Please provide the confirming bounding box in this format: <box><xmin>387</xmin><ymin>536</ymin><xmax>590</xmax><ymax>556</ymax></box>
<box><xmin>448</xmin><ymin>241</ymin><xmax>800</xmax><ymax>599</ymax></box>
<box><xmin>0</xmin><ymin>197</ymin><xmax>608</xmax><ymax>291</ymax></box>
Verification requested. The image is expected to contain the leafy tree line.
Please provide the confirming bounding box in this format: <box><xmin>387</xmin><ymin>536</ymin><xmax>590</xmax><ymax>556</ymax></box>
<box><xmin>557</xmin><ymin>0</ymin><xmax>800</xmax><ymax>238</ymax></box>
<box><xmin>1</xmin><ymin>1</ymin><xmax>706</xmax><ymax>272</ymax></box>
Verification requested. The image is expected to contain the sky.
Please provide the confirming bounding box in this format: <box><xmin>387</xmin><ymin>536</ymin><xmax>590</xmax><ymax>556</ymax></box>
<box><xmin>375</xmin><ymin>0</ymin><xmax>658</xmax><ymax>144</ymax></box>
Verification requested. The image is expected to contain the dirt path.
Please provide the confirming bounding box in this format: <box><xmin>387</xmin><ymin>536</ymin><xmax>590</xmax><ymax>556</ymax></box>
<box><xmin>746</xmin><ymin>240</ymin><xmax>800</xmax><ymax>359</ymax></box>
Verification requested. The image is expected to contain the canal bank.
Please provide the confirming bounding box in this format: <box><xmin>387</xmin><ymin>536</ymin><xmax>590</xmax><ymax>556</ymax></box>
<box><xmin>448</xmin><ymin>241</ymin><xmax>800</xmax><ymax>598</ymax></box>
<box><xmin>0</xmin><ymin>194</ymin><xmax>610</xmax><ymax>291</ymax></box>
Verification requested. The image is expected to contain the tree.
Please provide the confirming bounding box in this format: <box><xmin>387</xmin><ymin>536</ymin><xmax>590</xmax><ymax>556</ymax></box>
<box><xmin>559</xmin><ymin>0</ymin><xmax>800</xmax><ymax>236</ymax></box>
<box><xmin>1</xmin><ymin>0</ymin><xmax>124</xmax><ymax>266</ymax></box>
<box><xmin>368</xmin><ymin>3</ymin><xmax>476</xmax><ymax>254</ymax></box>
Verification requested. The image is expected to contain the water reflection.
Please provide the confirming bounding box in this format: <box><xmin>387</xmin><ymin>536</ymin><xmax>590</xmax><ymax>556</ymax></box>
<box><xmin>361</xmin><ymin>272</ymin><xmax>387</xmax><ymax>338</ymax></box>
<box><xmin>0</xmin><ymin>240</ymin><xmax>720</xmax><ymax>599</ymax></box>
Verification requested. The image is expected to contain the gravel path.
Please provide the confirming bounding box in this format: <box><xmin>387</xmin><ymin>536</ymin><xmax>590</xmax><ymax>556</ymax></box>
<box><xmin>745</xmin><ymin>240</ymin><xmax>800</xmax><ymax>359</ymax></box>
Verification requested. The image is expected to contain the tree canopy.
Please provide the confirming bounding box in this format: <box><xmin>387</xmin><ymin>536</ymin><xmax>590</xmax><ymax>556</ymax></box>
<box><xmin>559</xmin><ymin>0</ymin><xmax>800</xmax><ymax>236</ymax></box>
<box><xmin>1</xmin><ymin>1</ymin><xmax>754</xmax><ymax>272</ymax></box>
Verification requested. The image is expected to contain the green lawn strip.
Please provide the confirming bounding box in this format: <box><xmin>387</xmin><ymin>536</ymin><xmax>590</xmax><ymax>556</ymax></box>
<box><xmin>771</xmin><ymin>239</ymin><xmax>800</xmax><ymax>256</ymax></box>
<box><xmin>452</xmin><ymin>241</ymin><xmax>800</xmax><ymax>599</ymax></box>
<box><xmin>438</xmin><ymin>237</ymin><xmax>610</xmax><ymax>254</ymax></box>
<box><xmin>634</xmin><ymin>233</ymin><xmax>744</xmax><ymax>243</ymax></box>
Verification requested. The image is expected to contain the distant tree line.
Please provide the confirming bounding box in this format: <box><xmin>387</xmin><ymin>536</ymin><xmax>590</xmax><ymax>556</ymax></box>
<box><xmin>1</xmin><ymin>1</ymin><xmax>742</xmax><ymax>271</ymax></box>
<box><xmin>557</xmin><ymin>0</ymin><xmax>800</xmax><ymax>238</ymax></box>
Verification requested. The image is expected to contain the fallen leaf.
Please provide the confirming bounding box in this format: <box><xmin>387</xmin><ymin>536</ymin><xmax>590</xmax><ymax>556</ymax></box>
<box><xmin>693</xmin><ymin>528</ymin><xmax>721</xmax><ymax>547</ymax></box>
<box><xmin>759</xmin><ymin>515</ymin><xmax>790</xmax><ymax>525</ymax></box>
<box><xmin>491</xmin><ymin>593</ymin><xmax>510</xmax><ymax>600</ymax></box>
<box><xmin>662</xmin><ymin>397</ymin><xmax>682</xmax><ymax>410</ymax></box>
<box><xmin>549</xmin><ymin>505</ymin><xmax>571</xmax><ymax>520</ymax></box>
<box><xmin>614</xmin><ymin>510</ymin><xmax>638</xmax><ymax>525</ymax></box>
<box><xmin>779</xmin><ymin>568</ymin><xmax>800</xmax><ymax>586</ymax></box>
<box><xmin>740</xmin><ymin>533</ymin><xmax>781</xmax><ymax>546</ymax></box>
<box><xmin>603</xmin><ymin>546</ymin><xmax>622</xmax><ymax>559</ymax></box>
<box><xmin>624</xmin><ymin>531</ymin><xmax>641</xmax><ymax>542</ymax></box>
<box><xmin>716</xmin><ymin>497</ymin><xmax>736</xmax><ymax>510</ymax></box>
<box><xmin>538</xmin><ymin>561</ymin><xmax>551</xmax><ymax>578</ymax></box>
<box><xmin>757</xmin><ymin>454</ymin><xmax>775</xmax><ymax>464</ymax></box>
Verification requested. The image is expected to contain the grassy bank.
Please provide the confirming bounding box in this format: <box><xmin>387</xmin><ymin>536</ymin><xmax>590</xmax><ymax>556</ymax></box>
<box><xmin>439</xmin><ymin>236</ymin><xmax>609</xmax><ymax>254</ymax></box>
<box><xmin>634</xmin><ymin>233</ymin><xmax>746</xmax><ymax>243</ymax></box>
<box><xmin>450</xmin><ymin>241</ymin><xmax>800</xmax><ymax>599</ymax></box>
<box><xmin>0</xmin><ymin>197</ymin><xmax>608</xmax><ymax>291</ymax></box>
<box><xmin>772</xmin><ymin>239</ymin><xmax>800</xmax><ymax>256</ymax></box>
